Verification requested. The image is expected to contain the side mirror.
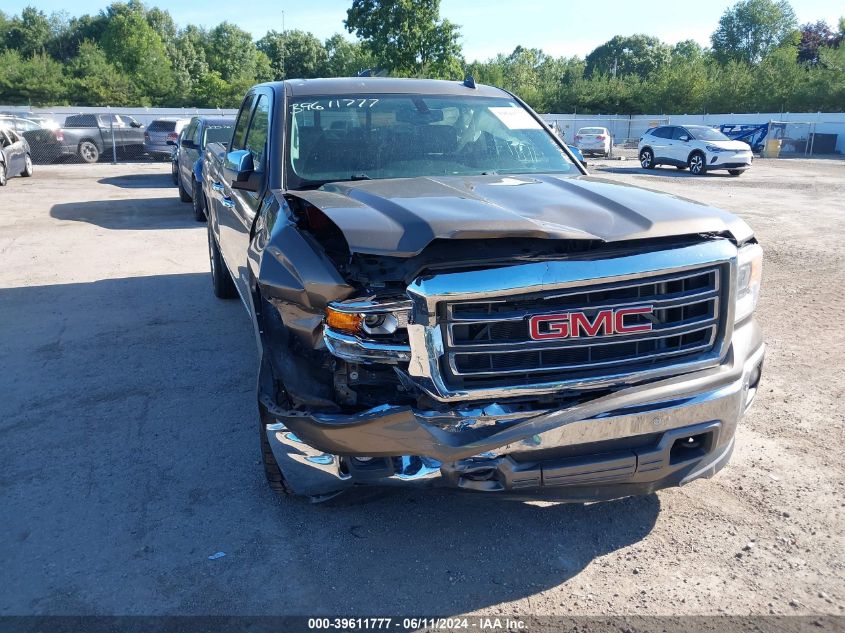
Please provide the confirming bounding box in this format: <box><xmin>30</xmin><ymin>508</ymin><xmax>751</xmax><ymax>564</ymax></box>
<box><xmin>679</xmin><ymin>135</ymin><xmax>689</xmax><ymax>142</ymax></box>
<box><xmin>224</xmin><ymin>149</ymin><xmax>259</xmax><ymax>192</ymax></box>
<box><xmin>131</xmin><ymin>121</ymin><xmax>142</xmax><ymax>128</ymax></box>
<box><xmin>166</xmin><ymin>139</ymin><xmax>175</xmax><ymax>146</ymax></box>
<box><xmin>181</xmin><ymin>139</ymin><xmax>196</xmax><ymax>149</ymax></box>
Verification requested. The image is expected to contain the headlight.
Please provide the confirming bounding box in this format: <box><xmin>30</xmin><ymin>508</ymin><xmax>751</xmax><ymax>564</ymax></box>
<box><xmin>735</xmin><ymin>243</ymin><xmax>763</xmax><ymax>322</ymax></box>
<box><xmin>325</xmin><ymin>299</ymin><xmax>412</xmax><ymax>337</ymax></box>
<box><xmin>705</xmin><ymin>144</ymin><xmax>727</xmax><ymax>153</ymax></box>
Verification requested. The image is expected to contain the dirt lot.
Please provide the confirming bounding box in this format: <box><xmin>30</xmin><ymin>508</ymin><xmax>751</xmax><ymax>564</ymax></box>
<box><xmin>1</xmin><ymin>159</ymin><xmax>843</xmax><ymax>618</ymax></box>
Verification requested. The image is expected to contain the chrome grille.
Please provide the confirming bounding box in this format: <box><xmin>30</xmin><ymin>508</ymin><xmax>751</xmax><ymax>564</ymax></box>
<box><xmin>440</xmin><ymin>265</ymin><xmax>725</xmax><ymax>387</ymax></box>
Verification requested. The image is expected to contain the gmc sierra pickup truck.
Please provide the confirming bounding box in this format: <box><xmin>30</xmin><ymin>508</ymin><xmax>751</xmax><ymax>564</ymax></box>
<box><xmin>205</xmin><ymin>78</ymin><xmax>764</xmax><ymax>502</ymax></box>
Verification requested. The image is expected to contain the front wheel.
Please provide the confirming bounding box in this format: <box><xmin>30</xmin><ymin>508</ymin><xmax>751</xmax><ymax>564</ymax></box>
<box><xmin>689</xmin><ymin>152</ymin><xmax>707</xmax><ymax>175</ymax></box>
<box><xmin>78</xmin><ymin>141</ymin><xmax>99</xmax><ymax>164</ymax></box>
<box><xmin>171</xmin><ymin>161</ymin><xmax>178</xmax><ymax>185</ymax></box>
<box><xmin>207</xmin><ymin>223</ymin><xmax>238</xmax><ymax>299</ymax></box>
<box><xmin>639</xmin><ymin>148</ymin><xmax>655</xmax><ymax>169</ymax></box>
<box><xmin>728</xmin><ymin>169</ymin><xmax>744</xmax><ymax>176</ymax></box>
<box><xmin>0</xmin><ymin>162</ymin><xmax>7</xmax><ymax>186</ymax></box>
<box><xmin>22</xmin><ymin>154</ymin><xmax>33</xmax><ymax>177</ymax></box>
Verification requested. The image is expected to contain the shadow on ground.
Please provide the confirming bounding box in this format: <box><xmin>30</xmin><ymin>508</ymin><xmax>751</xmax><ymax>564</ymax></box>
<box><xmin>0</xmin><ymin>273</ymin><xmax>659</xmax><ymax>615</ymax></box>
<box><xmin>50</xmin><ymin>197</ymin><xmax>194</xmax><ymax>230</ymax></box>
<box><xmin>593</xmin><ymin>165</ymin><xmax>740</xmax><ymax>178</ymax></box>
<box><xmin>98</xmin><ymin>173</ymin><xmax>175</xmax><ymax>189</ymax></box>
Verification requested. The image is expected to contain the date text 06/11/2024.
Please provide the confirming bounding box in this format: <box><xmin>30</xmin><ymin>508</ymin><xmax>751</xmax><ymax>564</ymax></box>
<box><xmin>307</xmin><ymin>617</ymin><xmax>527</xmax><ymax>630</ymax></box>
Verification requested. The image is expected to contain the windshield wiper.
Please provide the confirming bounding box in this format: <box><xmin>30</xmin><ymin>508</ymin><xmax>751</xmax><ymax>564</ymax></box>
<box><xmin>350</xmin><ymin>173</ymin><xmax>373</xmax><ymax>181</ymax></box>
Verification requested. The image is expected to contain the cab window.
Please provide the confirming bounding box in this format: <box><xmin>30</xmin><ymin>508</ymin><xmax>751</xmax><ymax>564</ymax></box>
<box><xmin>231</xmin><ymin>94</ymin><xmax>256</xmax><ymax>151</ymax></box>
<box><xmin>244</xmin><ymin>95</ymin><xmax>270</xmax><ymax>175</ymax></box>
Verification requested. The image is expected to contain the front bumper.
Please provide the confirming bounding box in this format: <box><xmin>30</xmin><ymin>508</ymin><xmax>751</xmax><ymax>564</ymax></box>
<box><xmin>266</xmin><ymin>319</ymin><xmax>764</xmax><ymax>499</ymax></box>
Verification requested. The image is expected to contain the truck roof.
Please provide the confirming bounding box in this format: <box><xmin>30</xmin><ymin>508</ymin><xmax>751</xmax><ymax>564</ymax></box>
<box><xmin>276</xmin><ymin>77</ymin><xmax>509</xmax><ymax>99</ymax></box>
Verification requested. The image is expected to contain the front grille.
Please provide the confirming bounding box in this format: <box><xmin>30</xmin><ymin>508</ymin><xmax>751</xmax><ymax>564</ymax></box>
<box><xmin>440</xmin><ymin>265</ymin><xmax>725</xmax><ymax>388</ymax></box>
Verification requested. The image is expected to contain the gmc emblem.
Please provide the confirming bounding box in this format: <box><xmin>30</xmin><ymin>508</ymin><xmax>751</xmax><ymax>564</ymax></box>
<box><xmin>528</xmin><ymin>306</ymin><xmax>654</xmax><ymax>340</ymax></box>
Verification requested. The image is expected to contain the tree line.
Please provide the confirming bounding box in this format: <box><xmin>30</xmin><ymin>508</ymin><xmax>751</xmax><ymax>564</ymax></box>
<box><xmin>0</xmin><ymin>0</ymin><xmax>843</xmax><ymax>113</ymax></box>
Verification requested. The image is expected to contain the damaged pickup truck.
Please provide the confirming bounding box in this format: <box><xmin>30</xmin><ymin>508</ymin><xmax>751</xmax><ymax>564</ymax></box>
<box><xmin>203</xmin><ymin>78</ymin><xmax>764</xmax><ymax>501</ymax></box>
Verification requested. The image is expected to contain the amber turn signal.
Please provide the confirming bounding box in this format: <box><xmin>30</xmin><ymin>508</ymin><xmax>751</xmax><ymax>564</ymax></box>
<box><xmin>325</xmin><ymin>308</ymin><xmax>363</xmax><ymax>333</ymax></box>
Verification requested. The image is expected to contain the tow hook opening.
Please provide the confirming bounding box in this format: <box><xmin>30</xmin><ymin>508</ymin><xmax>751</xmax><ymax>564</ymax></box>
<box><xmin>670</xmin><ymin>431</ymin><xmax>713</xmax><ymax>465</ymax></box>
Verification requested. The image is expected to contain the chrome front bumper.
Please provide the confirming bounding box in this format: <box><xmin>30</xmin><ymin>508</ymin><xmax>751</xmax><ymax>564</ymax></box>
<box><xmin>266</xmin><ymin>319</ymin><xmax>764</xmax><ymax>499</ymax></box>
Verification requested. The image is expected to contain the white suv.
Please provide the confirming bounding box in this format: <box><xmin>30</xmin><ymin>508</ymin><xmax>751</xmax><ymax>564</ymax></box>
<box><xmin>638</xmin><ymin>125</ymin><xmax>752</xmax><ymax>176</ymax></box>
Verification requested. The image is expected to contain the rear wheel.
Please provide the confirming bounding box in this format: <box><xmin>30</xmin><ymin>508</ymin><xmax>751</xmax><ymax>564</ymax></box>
<box><xmin>177</xmin><ymin>172</ymin><xmax>191</xmax><ymax>202</ymax></box>
<box><xmin>639</xmin><ymin>148</ymin><xmax>655</xmax><ymax>169</ymax></box>
<box><xmin>22</xmin><ymin>154</ymin><xmax>33</xmax><ymax>177</ymax></box>
<box><xmin>207</xmin><ymin>223</ymin><xmax>238</xmax><ymax>299</ymax></box>
<box><xmin>689</xmin><ymin>151</ymin><xmax>707</xmax><ymax>175</ymax></box>
<box><xmin>171</xmin><ymin>161</ymin><xmax>178</xmax><ymax>185</ymax></box>
<box><xmin>0</xmin><ymin>162</ymin><xmax>7</xmax><ymax>186</ymax></box>
<box><xmin>728</xmin><ymin>169</ymin><xmax>744</xmax><ymax>176</ymax></box>
<box><xmin>78</xmin><ymin>141</ymin><xmax>99</xmax><ymax>164</ymax></box>
<box><xmin>192</xmin><ymin>179</ymin><xmax>206</xmax><ymax>222</ymax></box>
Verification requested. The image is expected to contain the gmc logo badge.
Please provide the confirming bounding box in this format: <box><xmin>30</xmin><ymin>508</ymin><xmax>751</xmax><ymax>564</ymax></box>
<box><xmin>528</xmin><ymin>306</ymin><xmax>654</xmax><ymax>340</ymax></box>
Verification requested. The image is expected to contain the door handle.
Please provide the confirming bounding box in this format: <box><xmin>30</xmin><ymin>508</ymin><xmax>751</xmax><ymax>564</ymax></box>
<box><xmin>221</xmin><ymin>197</ymin><xmax>235</xmax><ymax>208</ymax></box>
<box><xmin>212</xmin><ymin>181</ymin><xmax>225</xmax><ymax>192</ymax></box>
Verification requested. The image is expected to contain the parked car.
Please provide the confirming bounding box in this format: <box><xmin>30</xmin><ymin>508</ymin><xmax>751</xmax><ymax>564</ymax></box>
<box><xmin>638</xmin><ymin>125</ymin><xmax>753</xmax><ymax>175</ymax></box>
<box><xmin>205</xmin><ymin>78</ymin><xmax>764</xmax><ymax>502</ymax></box>
<box><xmin>174</xmin><ymin>116</ymin><xmax>234</xmax><ymax>220</ymax></box>
<box><xmin>0</xmin><ymin>127</ymin><xmax>33</xmax><ymax>185</ymax></box>
<box><xmin>145</xmin><ymin>118</ymin><xmax>190</xmax><ymax>160</ymax></box>
<box><xmin>171</xmin><ymin>129</ymin><xmax>184</xmax><ymax>186</ymax></box>
<box><xmin>574</xmin><ymin>126</ymin><xmax>611</xmax><ymax>157</ymax></box>
<box><xmin>0</xmin><ymin>116</ymin><xmax>64</xmax><ymax>163</ymax></box>
<box><xmin>56</xmin><ymin>114</ymin><xmax>146</xmax><ymax>163</ymax></box>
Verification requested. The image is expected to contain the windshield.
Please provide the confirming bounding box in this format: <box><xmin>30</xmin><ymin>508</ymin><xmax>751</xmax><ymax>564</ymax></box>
<box><xmin>687</xmin><ymin>126</ymin><xmax>731</xmax><ymax>142</ymax></box>
<box><xmin>287</xmin><ymin>94</ymin><xmax>576</xmax><ymax>188</ymax></box>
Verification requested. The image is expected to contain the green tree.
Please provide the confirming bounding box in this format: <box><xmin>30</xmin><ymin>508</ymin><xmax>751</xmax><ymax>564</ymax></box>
<box><xmin>324</xmin><ymin>34</ymin><xmax>373</xmax><ymax>76</ymax></box>
<box><xmin>67</xmin><ymin>40</ymin><xmax>133</xmax><ymax>105</ymax></box>
<box><xmin>345</xmin><ymin>0</ymin><xmax>462</xmax><ymax>78</ymax></box>
<box><xmin>0</xmin><ymin>49</ymin><xmax>67</xmax><ymax>104</ymax></box>
<box><xmin>101</xmin><ymin>7</ymin><xmax>174</xmax><ymax>103</ymax></box>
<box><xmin>585</xmin><ymin>35</ymin><xmax>671</xmax><ymax>78</ymax></box>
<box><xmin>257</xmin><ymin>29</ymin><xmax>328</xmax><ymax>80</ymax></box>
<box><xmin>170</xmin><ymin>25</ymin><xmax>210</xmax><ymax>105</ymax></box>
<box><xmin>5</xmin><ymin>6</ymin><xmax>52</xmax><ymax>57</ymax></box>
<box><xmin>711</xmin><ymin>0</ymin><xmax>798</xmax><ymax>64</ymax></box>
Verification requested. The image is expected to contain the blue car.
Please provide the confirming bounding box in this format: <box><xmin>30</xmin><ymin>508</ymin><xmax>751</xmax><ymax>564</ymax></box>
<box><xmin>172</xmin><ymin>116</ymin><xmax>235</xmax><ymax>221</ymax></box>
<box><xmin>568</xmin><ymin>144</ymin><xmax>587</xmax><ymax>168</ymax></box>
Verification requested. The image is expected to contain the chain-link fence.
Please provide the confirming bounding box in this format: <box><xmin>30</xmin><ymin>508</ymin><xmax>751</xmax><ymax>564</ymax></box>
<box><xmin>0</xmin><ymin>108</ymin><xmax>236</xmax><ymax>165</ymax></box>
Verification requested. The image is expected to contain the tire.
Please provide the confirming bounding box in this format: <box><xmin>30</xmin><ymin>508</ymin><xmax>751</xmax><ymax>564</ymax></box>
<box><xmin>171</xmin><ymin>161</ymin><xmax>178</xmax><ymax>186</ymax></box>
<box><xmin>0</xmin><ymin>162</ymin><xmax>7</xmax><ymax>186</ymax></box>
<box><xmin>178</xmin><ymin>173</ymin><xmax>191</xmax><ymax>202</ymax></box>
<box><xmin>639</xmin><ymin>148</ymin><xmax>655</xmax><ymax>169</ymax></box>
<box><xmin>207</xmin><ymin>223</ymin><xmax>237</xmax><ymax>299</ymax></box>
<box><xmin>78</xmin><ymin>141</ymin><xmax>99</xmax><ymax>164</ymax></box>
<box><xmin>689</xmin><ymin>151</ymin><xmax>707</xmax><ymax>175</ymax></box>
<box><xmin>21</xmin><ymin>154</ymin><xmax>33</xmax><ymax>177</ymax></box>
<box><xmin>192</xmin><ymin>179</ymin><xmax>206</xmax><ymax>222</ymax></box>
<box><xmin>728</xmin><ymin>169</ymin><xmax>744</xmax><ymax>176</ymax></box>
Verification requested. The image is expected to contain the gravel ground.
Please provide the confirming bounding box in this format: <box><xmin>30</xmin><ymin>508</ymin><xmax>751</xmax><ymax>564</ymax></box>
<box><xmin>0</xmin><ymin>159</ymin><xmax>843</xmax><ymax>618</ymax></box>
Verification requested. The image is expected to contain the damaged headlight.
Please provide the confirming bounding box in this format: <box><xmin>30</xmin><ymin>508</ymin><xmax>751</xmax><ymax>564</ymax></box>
<box><xmin>325</xmin><ymin>299</ymin><xmax>412</xmax><ymax>337</ymax></box>
<box><xmin>735</xmin><ymin>243</ymin><xmax>763</xmax><ymax>322</ymax></box>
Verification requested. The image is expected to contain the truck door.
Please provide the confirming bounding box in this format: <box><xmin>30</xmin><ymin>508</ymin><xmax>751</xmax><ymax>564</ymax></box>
<box><xmin>217</xmin><ymin>91</ymin><xmax>272</xmax><ymax>299</ymax></box>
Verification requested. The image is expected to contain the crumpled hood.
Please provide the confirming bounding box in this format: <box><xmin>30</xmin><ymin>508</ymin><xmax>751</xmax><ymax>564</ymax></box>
<box><xmin>291</xmin><ymin>174</ymin><xmax>752</xmax><ymax>257</ymax></box>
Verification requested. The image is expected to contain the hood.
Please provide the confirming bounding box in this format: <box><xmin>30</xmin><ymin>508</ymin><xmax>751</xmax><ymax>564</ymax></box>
<box><xmin>291</xmin><ymin>174</ymin><xmax>752</xmax><ymax>257</ymax></box>
<box><xmin>706</xmin><ymin>139</ymin><xmax>751</xmax><ymax>151</ymax></box>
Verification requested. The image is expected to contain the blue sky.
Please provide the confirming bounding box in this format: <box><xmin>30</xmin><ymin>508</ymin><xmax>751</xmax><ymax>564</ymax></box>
<box><xmin>6</xmin><ymin>0</ymin><xmax>841</xmax><ymax>61</ymax></box>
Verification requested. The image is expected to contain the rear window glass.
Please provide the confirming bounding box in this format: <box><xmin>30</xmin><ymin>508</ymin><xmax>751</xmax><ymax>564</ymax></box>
<box><xmin>579</xmin><ymin>128</ymin><xmax>605</xmax><ymax>134</ymax></box>
<box><xmin>65</xmin><ymin>115</ymin><xmax>97</xmax><ymax>128</ymax></box>
<box><xmin>205</xmin><ymin>126</ymin><xmax>233</xmax><ymax>145</ymax></box>
<box><xmin>148</xmin><ymin>120</ymin><xmax>177</xmax><ymax>132</ymax></box>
